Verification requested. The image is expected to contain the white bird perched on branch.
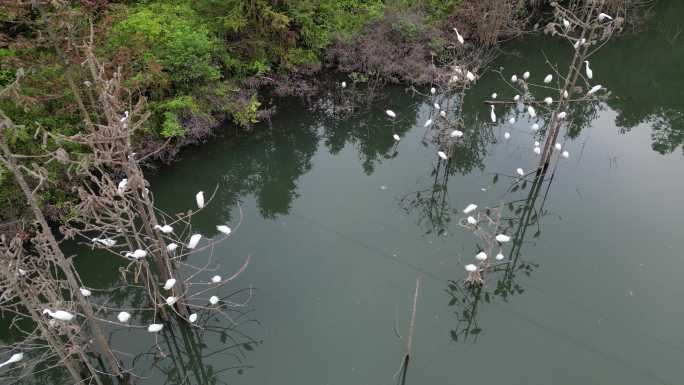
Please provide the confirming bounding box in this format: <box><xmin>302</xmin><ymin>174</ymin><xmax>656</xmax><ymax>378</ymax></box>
<box><xmin>211</xmin><ymin>275</ymin><xmax>222</xmax><ymax>283</ymax></box>
<box><xmin>187</xmin><ymin>234</ymin><xmax>202</xmax><ymax>249</ymax></box>
<box><xmin>544</xmin><ymin>74</ymin><xmax>553</xmax><ymax>83</ymax></box>
<box><xmin>93</xmin><ymin>237</ymin><xmax>116</xmax><ymax>247</ymax></box>
<box><xmin>504</xmin><ymin>132</ymin><xmax>511</xmax><ymax>139</ymax></box>
<box><xmin>167</xmin><ymin>243</ymin><xmax>178</xmax><ymax>252</ymax></box>
<box><xmin>189</xmin><ymin>313</ymin><xmax>198</xmax><ymax>323</ymax></box>
<box><xmin>573</xmin><ymin>38</ymin><xmax>586</xmax><ymax>49</ymax></box>
<box><xmin>209</xmin><ymin>296</ymin><xmax>219</xmax><ymax>305</ymax></box>
<box><xmin>557</xmin><ymin>111</ymin><xmax>567</xmax><ymax>120</ymax></box>
<box><xmin>555</xmin><ymin>143</ymin><xmax>562</xmax><ymax>151</ymax></box>
<box><xmin>195</xmin><ymin>191</ymin><xmax>205</xmax><ymax>208</ymax></box>
<box><xmin>424</xmin><ymin>119</ymin><xmax>432</xmax><ymax>127</ymax></box>
<box><xmin>147</xmin><ymin>324</ymin><xmax>164</xmax><ymax>333</ymax></box>
<box><xmin>534</xmin><ymin>147</ymin><xmax>541</xmax><ymax>155</ymax></box>
<box><xmin>80</xmin><ymin>288</ymin><xmax>92</xmax><ymax>297</ymax></box>
<box><xmin>598</xmin><ymin>12</ymin><xmax>613</xmax><ymax>22</ymax></box>
<box><xmin>163</xmin><ymin>278</ymin><xmax>176</xmax><ymax>290</ymax></box>
<box><xmin>217</xmin><ymin>225</ymin><xmax>232</xmax><ymax>235</ymax></box>
<box><xmin>165</xmin><ymin>297</ymin><xmax>178</xmax><ymax>306</ymax></box>
<box><xmin>563</xmin><ymin>90</ymin><xmax>569</xmax><ymax>99</ymax></box>
<box><xmin>523</xmin><ymin>71</ymin><xmax>530</xmax><ymax>80</ymax></box>
<box><xmin>584</xmin><ymin>61</ymin><xmax>593</xmax><ymax>79</ymax></box>
<box><xmin>466</xmin><ymin>216</ymin><xmax>477</xmax><ymax>225</ymax></box>
<box><xmin>0</xmin><ymin>353</ymin><xmax>24</xmax><ymax>368</ymax></box>
<box><xmin>490</xmin><ymin>105</ymin><xmax>497</xmax><ymax>123</ymax></box>
<box><xmin>544</xmin><ymin>97</ymin><xmax>553</xmax><ymax>106</ymax></box>
<box><xmin>562</xmin><ymin>150</ymin><xmax>570</xmax><ymax>159</ymax></box>
<box><xmin>491</xmin><ymin>93</ymin><xmax>497</xmax><ymax>99</ymax></box>
<box><xmin>437</xmin><ymin>151</ymin><xmax>448</xmax><ymax>160</ymax></box>
<box><xmin>450</xmin><ymin>130</ymin><xmax>463</xmax><ymax>138</ymax></box>
<box><xmin>440</xmin><ymin>110</ymin><xmax>447</xmax><ymax>118</ymax></box>
<box><xmin>495</xmin><ymin>252</ymin><xmax>505</xmax><ymax>261</ymax></box>
<box><xmin>393</xmin><ymin>134</ymin><xmax>401</xmax><ymax>141</ymax></box>
<box><xmin>453</xmin><ymin>28</ymin><xmax>465</xmax><ymax>44</ymax></box>
<box><xmin>527</xmin><ymin>106</ymin><xmax>536</xmax><ymax>118</ymax></box>
<box><xmin>466</xmin><ymin>71</ymin><xmax>476</xmax><ymax>82</ymax></box>
<box><xmin>463</xmin><ymin>204</ymin><xmax>477</xmax><ymax>214</ymax></box>
<box><xmin>42</xmin><ymin>309</ymin><xmax>74</xmax><ymax>321</ymax></box>
<box><xmin>531</xmin><ymin>123</ymin><xmax>539</xmax><ymax>131</ymax></box>
<box><xmin>562</xmin><ymin>18</ymin><xmax>570</xmax><ymax>29</ymax></box>
<box><xmin>508</xmin><ymin>117</ymin><xmax>515</xmax><ymax>124</ymax></box>
<box><xmin>341</xmin><ymin>81</ymin><xmax>346</xmax><ymax>88</ymax></box>
<box><xmin>154</xmin><ymin>224</ymin><xmax>173</xmax><ymax>234</ymax></box>
<box><xmin>516</xmin><ymin>168</ymin><xmax>524</xmax><ymax>176</ymax></box>
<box><xmin>386</xmin><ymin>110</ymin><xmax>396</xmax><ymax>118</ymax></box>
<box><xmin>495</xmin><ymin>234</ymin><xmax>511</xmax><ymax>243</ymax></box>
<box><xmin>117</xmin><ymin>311</ymin><xmax>131</xmax><ymax>323</ymax></box>
<box><xmin>117</xmin><ymin>179</ymin><xmax>128</xmax><ymax>195</ymax></box>
<box><xmin>513</xmin><ymin>94</ymin><xmax>520</xmax><ymax>102</ymax></box>
<box><xmin>587</xmin><ymin>85</ymin><xmax>603</xmax><ymax>95</ymax></box>
<box><xmin>430</xmin><ymin>87</ymin><xmax>436</xmax><ymax>94</ymax></box>
<box><xmin>434</xmin><ymin>102</ymin><xmax>440</xmax><ymax>110</ymax></box>
<box><xmin>465</xmin><ymin>264</ymin><xmax>478</xmax><ymax>272</ymax></box>
<box><xmin>534</xmin><ymin>141</ymin><xmax>540</xmax><ymax>147</ymax></box>
<box><xmin>511</xmin><ymin>74</ymin><xmax>518</xmax><ymax>83</ymax></box>
<box><xmin>125</xmin><ymin>249</ymin><xmax>147</xmax><ymax>259</ymax></box>
<box><xmin>475</xmin><ymin>252</ymin><xmax>487</xmax><ymax>261</ymax></box>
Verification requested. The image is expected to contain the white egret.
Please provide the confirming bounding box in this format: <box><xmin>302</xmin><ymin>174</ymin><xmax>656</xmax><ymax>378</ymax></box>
<box><xmin>209</xmin><ymin>296</ymin><xmax>219</xmax><ymax>305</ymax></box>
<box><xmin>490</xmin><ymin>105</ymin><xmax>496</xmax><ymax>123</ymax></box>
<box><xmin>93</xmin><ymin>238</ymin><xmax>116</xmax><ymax>247</ymax></box>
<box><xmin>154</xmin><ymin>224</ymin><xmax>173</xmax><ymax>234</ymax></box>
<box><xmin>117</xmin><ymin>311</ymin><xmax>131</xmax><ymax>323</ymax></box>
<box><xmin>563</xmin><ymin>18</ymin><xmax>570</xmax><ymax>29</ymax></box>
<box><xmin>195</xmin><ymin>191</ymin><xmax>205</xmax><ymax>209</ymax></box>
<box><xmin>117</xmin><ymin>179</ymin><xmax>128</xmax><ymax>195</ymax></box>
<box><xmin>440</xmin><ymin>110</ymin><xmax>447</xmax><ymax>118</ymax></box>
<box><xmin>187</xmin><ymin>234</ymin><xmax>202</xmax><ymax>249</ymax></box>
<box><xmin>465</xmin><ymin>264</ymin><xmax>478</xmax><ymax>272</ymax></box>
<box><xmin>508</xmin><ymin>117</ymin><xmax>515</xmax><ymax>124</ymax></box>
<box><xmin>392</xmin><ymin>134</ymin><xmax>401</xmax><ymax>142</ymax></box>
<box><xmin>516</xmin><ymin>168</ymin><xmax>524</xmax><ymax>176</ymax></box>
<box><xmin>0</xmin><ymin>353</ymin><xmax>24</xmax><ymax>368</ymax></box>
<box><xmin>534</xmin><ymin>147</ymin><xmax>541</xmax><ymax>155</ymax></box>
<box><xmin>424</xmin><ymin>119</ymin><xmax>433</xmax><ymax>127</ymax></box>
<box><xmin>544</xmin><ymin>74</ymin><xmax>553</xmax><ymax>83</ymax></box>
<box><xmin>147</xmin><ymin>324</ymin><xmax>164</xmax><ymax>333</ymax></box>
<box><xmin>189</xmin><ymin>313</ymin><xmax>198</xmax><ymax>323</ymax></box>
<box><xmin>495</xmin><ymin>252</ymin><xmax>505</xmax><ymax>261</ymax></box>
<box><xmin>453</xmin><ymin>28</ymin><xmax>465</xmax><ymax>44</ymax></box>
<box><xmin>125</xmin><ymin>249</ymin><xmax>147</xmax><ymax>259</ymax></box>
<box><xmin>531</xmin><ymin>123</ymin><xmax>540</xmax><ymax>131</ymax></box>
<box><xmin>463</xmin><ymin>204</ymin><xmax>478</xmax><ymax>214</ymax></box>
<box><xmin>557</xmin><ymin>111</ymin><xmax>567</xmax><ymax>119</ymax></box>
<box><xmin>527</xmin><ymin>105</ymin><xmax>536</xmax><ymax>118</ymax></box>
<box><xmin>573</xmin><ymin>39</ymin><xmax>581</xmax><ymax>49</ymax></box>
<box><xmin>466</xmin><ymin>216</ymin><xmax>477</xmax><ymax>225</ymax></box>
<box><xmin>534</xmin><ymin>141</ymin><xmax>540</xmax><ymax>146</ymax></box>
<box><xmin>42</xmin><ymin>309</ymin><xmax>74</xmax><ymax>321</ymax></box>
<box><xmin>437</xmin><ymin>151</ymin><xmax>448</xmax><ymax>160</ymax></box>
<box><xmin>511</xmin><ymin>74</ymin><xmax>518</xmax><ymax>83</ymax></box>
<box><xmin>163</xmin><ymin>278</ymin><xmax>176</xmax><ymax>290</ymax></box>
<box><xmin>584</xmin><ymin>61</ymin><xmax>593</xmax><ymax>79</ymax></box>
<box><xmin>434</xmin><ymin>102</ymin><xmax>440</xmax><ymax>110</ymax></box>
<box><xmin>544</xmin><ymin>97</ymin><xmax>553</xmax><ymax>105</ymax></box>
<box><xmin>563</xmin><ymin>90</ymin><xmax>569</xmax><ymax>99</ymax></box>
<box><xmin>587</xmin><ymin>85</ymin><xmax>603</xmax><ymax>95</ymax></box>
<box><xmin>496</xmin><ymin>234</ymin><xmax>511</xmax><ymax>243</ymax></box>
<box><xmin>167</xmin><ymin>243</ymin><xmax>178</xmax><ymax>252</ymax></box>
<box><xmin>555</xmin><ymin>143</ymin><xmax>562</xmax><ymax>150</ymax></box>
<box><xmin>80</xmin><ymin>288</ymin><xmax>92</xmax><ymax>297</ymax></box>
<box><xmin>430</xmin><ymin>87</ymin><xmax>436</xmax><ymax>94</ymax></box>
<box><xmin>386</xmin><ymin>110</ymin><xmax>396</xmax><ymax>118</ymax></box>
<box><xmin>341</xmin><ymin>81</ymin><xmax>346</xmax><ymax>88</ymax></box>
<box><xmin>211</xmin><ymin>275</ymin><xmax>222</xmax><ymax>283</ymax></box>
<box><xmin>466</xmin><ymin>71</ymin><xmax>476</xmax><ymax>82</ymax></box>
<box><xmin>562</xmin><ymin>150</ymin><xmax>570</xmax><ymax>159</ymax></box>
<box><xmin>450</xmin><ymin>130</ymin><xmax>463</xmax><ymax>138</ymax></box>
<box><xmin>475</xmin><ymin>252</ymin><xmax>487</xmax><ymax>261</ymax></box>
<box><xmin>166</xmin><ymin>297</ymin><xmax>178</xmax><ymax>306</ymax></box>
<box><xmin>523</xmin><ymin>71</ymin><xmax>530</xmax><ymax>80</ymax></box>
<box><xmin>504</xmin><ymin>132</ymin><xmax>511</xmax><ymax>139</ymax></box>
<box><xmin>17</xmin><ymin>268</ymin><xmax>26</xmax><ymax>276</ymax></box>
<box><xmin>513</xmin><ymin>94</ymin><xmax>520</xmax><ymax>102</ymax></box>
<box><xmin>598</xmin><ymin>12</ymin><xmax>613</xmax><ymax>22</ymax></box>
<box><xmin>450</xmin><ymin>75</ymin><xmax>459</xmax><ymax>83</ymax></box>
<box><xmin>491</xmin><ymin>93</ymin><xmax>498</xmax><ymax>99</ymax></box>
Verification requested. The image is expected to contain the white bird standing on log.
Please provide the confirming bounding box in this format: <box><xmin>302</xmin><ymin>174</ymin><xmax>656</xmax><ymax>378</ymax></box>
<box><xmin>42</xmin><ymin>309</ymin><xmax>74</xmax><ymax>321</ymax></box>
<box><xmin>490</xmin><ymin>105</ymin><xmax>497</xmax><ymax>123</ymax></box>
<box><xmin>584</xmin><ymin>61</ymin><xmax>593</xmax><ymax>79</ymax></box>
<box><xmin>196</xmin><ymin>191</ymin><xmax>205</xmax><ymax>209</ymax></box>
<box><xmin>187</xmin><ymin>234</ymin><xmax>202</xmax><ymax>249</ymax></box>
<box><xmin>453</xmin><ymin>28</ymin><xmax>465</xmax><ymax>44</ymax></box>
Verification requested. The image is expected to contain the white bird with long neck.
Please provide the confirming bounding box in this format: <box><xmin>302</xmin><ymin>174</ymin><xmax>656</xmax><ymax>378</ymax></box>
<box><xmin>154</xmin><ymin>224</ymin><xmax>173</xmax><ymax>234</ymax></box>
<box><xmin>584</xmin><ymin>61</ymin><xmax>593</xmax><ymax>79</ymax></box>
<box><xmin>117</xmin><ymin>311</ymin><xmax>131</xmax><ymax>323</ymax></box>
<box><xmin>187</xmin><ymin>234</ymin><xmax>202</xmax><ymax>249</ymax></box>
<box><xmin>195</xmin><ymin>191</ymin><xmax>205</xmax><ymax>209</ymax></box>
<box><xmin>0</xmin><ymin>353</ymin><xmax>24</xmax><ymax>368</ymax></box>
<box><xmin>587</xmin><ymin>85</ymin><xmax>603</xmax><ymax>95</ymax></box>
<box><xmin>490</xmin><ymin>105</ymin><xmax>496</xmax><ymax>123</ymax></box>
<box><xmin>125</xmin><ymin>249</ymin><xmax>147</xmax><ymax>259</ymax></box>
<box><xmin>544</xmin><ymin>74</ymin><xmax>553</xmax><ymax>83</ymax></box>
<box><xmin>42</xmin><ymin>309</ymin><xmax>74</xmax><ymax>321</ymax></box>
<box><xmin>386</xmin><ymin>110</ymin><xmax>396</xmax><ymax>118</ymax></box>
<box><xmin>453</xmin><ymin>28</ymin><xmax>465</xmax><ymax>44</ymax></box>
<box><xmin>147</xmin><ymin>324</ymin><xmax>164</xmax><ymax>333</ymax></box>
<box><xmin>463</xmin><ymin>204</ymin><xmax>477</xmax><ymax>214</ymax></box>
<box><xmin>437</xmin><ymin>151</ymin><xmax>448</xmax><ymax>160</ymax></box>
<box><xmin>598</xmin><ymin>12</ymin><xmax>613</xmax><ymax>22</ymax></box>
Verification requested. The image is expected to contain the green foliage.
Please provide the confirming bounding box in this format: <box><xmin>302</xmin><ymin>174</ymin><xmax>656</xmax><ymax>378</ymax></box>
<box><xmin>232</xmin><ymin>95</ymin><xmax>261</xmax><ymax>127</ymax></box>
<box><xmin>161</xmin><ymin>111</ymin><xmax>185</xmax><ymax>138</ymax></box>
